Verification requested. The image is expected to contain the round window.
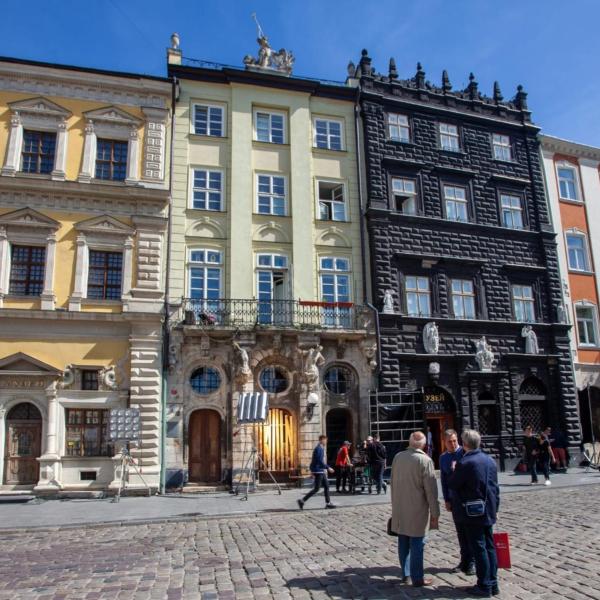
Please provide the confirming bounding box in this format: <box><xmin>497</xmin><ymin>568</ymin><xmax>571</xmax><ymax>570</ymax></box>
<box><xmin>324</xmin><ymin>367</ymin><xmax>351</xmax><ymax>395</ymax></box>
<box><xmin>259</xmin><ymin>366</ymin><xmax>288</xmax><ymax>394</ymax></box>
<box><xmin>190</xmin><ymin>367</ymin><xmax>221</xmax><ymax>394</ymax></box>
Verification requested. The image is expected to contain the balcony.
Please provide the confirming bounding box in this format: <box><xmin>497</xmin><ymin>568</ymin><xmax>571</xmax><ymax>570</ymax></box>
<box><xmin>181</xmin><ymin>298</ymin><xmax>372</xmax><ymax>331</ymax></box>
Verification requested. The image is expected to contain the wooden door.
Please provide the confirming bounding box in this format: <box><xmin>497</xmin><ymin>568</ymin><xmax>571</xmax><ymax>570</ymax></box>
<box><xmin>188</xmin><ymin>410</ymin><xmax>221</xmax><ymax>483</ymax></box>
<box><xmin>426</xmin><ymin>413</ymin><xmax>454</xmax><ymax>468</ymax></box>
<box><xmin>5</xmin><ymin>422</ymin><xmax>41</xmax><ymax>484</ymax></box>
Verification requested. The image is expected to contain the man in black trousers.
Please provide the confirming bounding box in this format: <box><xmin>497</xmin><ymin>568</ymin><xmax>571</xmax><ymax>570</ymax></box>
<box><xmin>297</xmin><ymin>435</ymin><xmax>336</xmax><ymax>510</ymax></box>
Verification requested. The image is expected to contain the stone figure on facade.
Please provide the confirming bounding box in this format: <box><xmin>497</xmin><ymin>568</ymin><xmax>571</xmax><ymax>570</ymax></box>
<box><xmin>423</xmin><ymin>322</ymin><xmax>439</xmax><ymax>354</ymax></box>
<box><xmin>100</xmin><ymin>366</ymin><xmax>118</xmax><ymax>391</ymax></box>
<box><xmin>521</xmin><ymin>325</ymin><xmax>539</xmax><ymax>354</ymax></box>
<box><xmin>232</xmin><ymin>341</ymin><xmax>252</xmax><ymax>384</ymax></box>
<box><xmin>362</xmin><ymin>340</ymin><xmax>378</xmax><ymax>371</ymax></box>
<box><xmin>243</xmin><ymin>14</ymin><xmax>294</xmax><ymax>75</ymax></box>
<box><xmin>298</xmin><ymin>344</ymin><xmax>325</xmax><ymax>390</ymax></box>
<box><xmin>474</xmin><ymin>336</ymin><xmax>494</xmax><ymax>371</ymax></box>
<box><xmin>382</xmin><ymin>289</ymin><xmax>395</xmax><ymax>314</ymax></box>
<box><xmin>557</xmin><ymin>303</ymin><xmax>567</xmax><ymax>324</ymax></box>
<box><xmin>59</xmin><ymin>365</ymin><xmax>75</xmax><ymax>389</ymax></box>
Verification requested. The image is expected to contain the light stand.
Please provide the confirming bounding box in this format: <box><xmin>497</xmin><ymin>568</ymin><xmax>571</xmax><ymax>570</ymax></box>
<box><xmin>113</xmin><ymin>442</ymin><xmax>152</xmax><ymax>503</ymax></box>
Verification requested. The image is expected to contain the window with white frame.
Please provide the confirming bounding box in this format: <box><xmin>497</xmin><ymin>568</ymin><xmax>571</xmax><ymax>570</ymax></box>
<box><xmin>313</xmin><ymin>118</ymin><xmax>343</xmax><ymax>150</ymax></box>
<box><xmin>451</xmin><ymin>279</ymin><xmax>476</xmax><ymax>319</ymax></box>
<box><xmin>492</xmin><ymin>134</ymin><xmax>512</xmax><ymax>161</ymax></box>
<box><xmin>318</xmin><ymin>181</ymin><xmax>346</xmax><ymax>221</ymax></box>
<box><xmin>188</xmin><ymin>249</ymin><xmax>222</xmax><ymax>314</ymax></box>
<box><xmin>388</xmin><ymin>113</ymin><xmax>410</xmax><ymax>142</ymax></box>
<box><xmin>566</xmin><ymin>232</ymin><xmax>590</xmax><ymax>272</ymax></box>
<box><xmin>256</xmin><ymin>254</ymin><xmax>289</xmax><ymax>325</ymax></box>
<box><xmin>500</xmin><ymin>193</ymin><xmax>524</xmax><ymax>229</ymax></box>
<box><xmin>320</xmin><ymin>257</ymin><xmax>351</xmax><ymax>327</ymax></box>
<box><xmin>191</xmin><ymin>169</ymin><xmax>223</xmax><ymax>211</ymax></box>
<box><xmin>257</xmin><ymin>174</ymin><xmax>286</xmax><ymax>216</ymax></box>
<box><xmin>557</xmin><ymin>164</ymin><xmax>579</xmax><ymax>201</ymax></box>
<box><xmin>193</xmin><ymin>104</ymin><xmax>224</xmax><ymax>137</ymax></box>
<box><xmin>392</xmin><ymin>177</ymin><xmax>418</xmax><ymax>214</ymax></box>
<box><xmin>444</xmin><ymin>185</ymin><xmax>468</xmax><ymax>222</ymax></box>
<box><xmin>439</xmin><ymin>123</ymin><xmax>460</xmax><ymax>152</ymax></box>
<box><xmin>512</xmin><ymin>284</ymin><xmax>535</xmax><ymax>322</ymax></box>
<box><xmin>405</xmin><ymin>275</ymin><xmax>431</xmax><ymax>317</ymax></box>
<box><xmin>575</xmin><ymin>303</ymin><xmax>599</xmax><ymax>346</ymax></box>
<box><xmin>21</xmin><ymin>130</ymin><xmax>56</xmax><ymax>174</ymax></box>
<box><xmin>8</xmin><ymin>245</ymin><xmax>46</xmax><ymax>296</ymax></box>
<box><xmin>255</xmin><ymin>110</ymin><xmax>285</xmax><ymax>144</ymax></box>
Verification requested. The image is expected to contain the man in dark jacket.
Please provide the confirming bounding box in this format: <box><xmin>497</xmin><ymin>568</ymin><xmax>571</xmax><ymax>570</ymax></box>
<box><xmin>297</xmin><ymin>435</ymin><xmax>336</xmax><ymax>510</ymax></box>
<box><xmin>449</xmin><ymin>429</ymin><xmax>500</xmax><ymax>598</ymax></box>
<box><xmin>368</xmin><ymin>434</ymin><xmax>387</xmax><ymax>494</ymax></box>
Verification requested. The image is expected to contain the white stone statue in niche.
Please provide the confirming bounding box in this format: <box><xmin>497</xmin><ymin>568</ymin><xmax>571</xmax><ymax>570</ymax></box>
<box><xmin>474</xmin><ymin>336</ymin><xmax>494</xmax><ymax>372</ymax></box>
<box><xmin>298</xmin><ymin>344</ymin><xmax>325</xmax><ymax>390</ymax></box>
<box><xmin>521</xmin><ymin>325</ymin><xmax>539</xmax><ymax>354</ymax></box>
<box><xmin>423</xmin><ymin>322</ymin><xmax>439</xmax><ymax>354</ymax></box>
<box><xmin>232</xmin><ymin>341</ymin><xmax>251</xmax><ymax>383</ymax></box>
<box><xmin>382</xmin><ymin>289</ymin><xmax>395</xmax><ymax>314</ymax></box>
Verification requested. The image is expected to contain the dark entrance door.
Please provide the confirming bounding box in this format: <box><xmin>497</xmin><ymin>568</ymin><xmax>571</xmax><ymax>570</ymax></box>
<box><xmin>326</xmin><ymin>408</ymin><xmax>352</xmax><ymax>464</ymax></box>
<box><xmin>423</xmin><ymin>385</ymin><xmax>456</xmax><ymax>468</ymax></box>
<box><xmin>188</xmin><ymin>409</ymin><xmax>221</xmax><ymax>483</ymax></box>
<box><xmin>4</xmin><ymin>403</ymin><xmax>42</xmax><ymax>485</ymax></box>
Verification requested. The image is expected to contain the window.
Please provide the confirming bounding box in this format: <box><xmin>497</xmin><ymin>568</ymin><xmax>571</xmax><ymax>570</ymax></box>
<box><xmin>443</xmin><ymin>185</ymin><xmax>468</xmax><ymax>222</ymax></box>
<box><xmin>478</xmin><ymin>399</ymin><xmax>499</xmax><ymax>436</ymax></box>
<box><xmin>95</xmin><ymin>139</ymin><xmax>128</xmax><ymax>181</ymax></box>
<box><xmin>191</xmin><ymin>169</ymin><xmax>223</xmax><ymax>211</ymax></box>
<box><xmin>566</xmin><ymin>233</ymin><xmax>590</xmax><ymax>272</ymax></box>
<box><xmin>392</xmin><ymin>177</ymin><xmax>418</xmax><ymax>214</ymax></box>
<box><xmin>256</xmin><ymin>254</ymin><xmax>289</xmax><ymax>325</ymax></box>
<box><xmin>21</xmin><ymin>130</ymin><xmax>56</xmax><ymax>174</ymax></box>
<box><xmin>255</xmin><ymin>111</ymin><xmax>285</xmax><ymax>144</ymax></box>
<box><xmin>492</xmin><ymin>134</ymin><xmax>512</xmax><ymax>161</ymax></box>
<box><xmin>193</xmin><ymin>104</ymin><xmax>224</xmax><ymax>137</ymax></box>
<box><xmin>512</xmin><ymin>284</ymin><xmax>535</xmax><ymax>322</ymax></box>
<box><xmin>313</xmin><ymin>118</ymin><xmax>343</xmax><ymax>150</ymax></box>
<box><xmin>557</xmin><ymin>164</ymin><xmax>579</xmax><ymax>201</ymax></box>
<box><xmin>576</xmin><ymin>304</ymin><xmax>599</xmax><ymax>346</ymax></box>
<box><xmin>188</xmin><ymin>250</ymin><xmax>222</xmax><ymax>313</ymax></box>
<box><xmin>257</xmin><ymin>174</ymin><xmax>286</xmax><ymax>215</ymax></box>
<box><xmin>405</xmin><ymin>275</ymin><xmax>431</xmax><ymax>317</ymax></box>
<box><xmin>65</xmin><ymin>409</ymin><xmax>112</xmax><ymax>457</ymax></box>
<box><xmin>320</xmin><ymin>257</ymin><xmax>351</xmax><ymax>327</ymax></box>
<box><xmin>81</xmin><ymin>370</ymin><xmax>99</xmax><ymax>391</ymax></box>
<box><xmin>8</xmin><ymin>245</ymin><xmax>45</xmax><ymax>296</ymax></box>
<box><xmin>388</xmin><ymin>113</ymin><xmax>410</xmax><ymax>142</ymax></box>
<box><xmin>500</xmin><ymin>193</ymin><xmax>524</xmax><ymax>229</ymax></box>
<box><xmin>190</xmin><ymin>367</ymin><xmax>221</xmax><ymax>394</ymax></box>
<box><xmin>87</xmin><ymin>250</ymin><xmax>123</xmax><ymax>300</ymax></box>
<box><xmin>259</xmin><ymin>366</ymin><xmax>288</xmax><ymax>393</ymax></box>
<box><xmin>324</xmin><ymin>366</ymin><xmax>352</xmax><ymax>395</ymax></box>
<box><xmin>318</xmin><ymin>181</ymin><xmax>346</xmax><ymax>221</ymax></box>
<box><xmin>439</xmin><ymin>123</ymin><xmax>459</xmax><ymax>151</ymax></box>
<box><xmin>451</xmin><ymin>279</ymin><xmax>476</xmax><ymax>319</ymax></box>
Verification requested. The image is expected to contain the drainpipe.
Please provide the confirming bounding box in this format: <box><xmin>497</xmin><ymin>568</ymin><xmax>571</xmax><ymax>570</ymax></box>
<box><xmin>159</xmin><ymin>75</ymin><xmax>178</xmax><ymax>495</ymax></box>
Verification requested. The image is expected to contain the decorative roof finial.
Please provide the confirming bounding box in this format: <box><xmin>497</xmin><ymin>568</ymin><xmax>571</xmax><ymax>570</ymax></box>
<box><xmin>359</xmin><ymin>49</ymin><xmax>372</xmax><ymax>77</ymax></box>
<box><xmin>467</xmin><ymin>72</ymin><xmax>479</xmax><ymax>100</ymax></box>
<box><xmin>243</xmin><ymin>13</ymin><xmax>294</xmax><ymax>75</ymax></box>
<box><xmin>493</xmin><ymin>81</ymin><xmax>503</xmax><ymax>103</ymax></box>
<box><xmin>442</xmin><ymin>70</ymin><xmax>452</xmax><ymax>92</ymax></box>
<box><xmin>514</xmin><ymin>85</ymin><xmax>528</xmax><ymax>110</ymax></box>
<box><xmin>415</xmin><ymin>62</ymin><xmax>425</xmax><ymax>89</ymax></box>
<box><xmin>389</xmin><ymin>57</ymin><xmax>398</xmax><ymax>80</ymax></box>
<box><xmin>170</xmin><ymin>32</ymin><xmax>180</xmax><ymax>50</ymax></box>
<box><xmin>347</xmin><ymin>61</ymin><xmax>356</xmax><ymax>78</ymax></box>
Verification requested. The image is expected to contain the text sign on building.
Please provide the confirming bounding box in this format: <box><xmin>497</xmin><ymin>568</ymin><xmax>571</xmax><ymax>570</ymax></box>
<box><xmin>108</xmin><ymin>408</ymin><xmax>141</xmax><ymax>442</ymax></box>
<box><xmin>237</xmin><ymin>392</ymin><xmax>269</xmax><ymax>423</ymax></box>
<box><xmin>423</xmin><ymin>386</ymin><xmax>454</xmax><ymax>414</ymax></box>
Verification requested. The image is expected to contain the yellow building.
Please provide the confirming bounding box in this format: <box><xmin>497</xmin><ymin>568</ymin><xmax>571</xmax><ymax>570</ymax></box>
<box><xmin>0</xmin><ymin>57</ymin><xmax>171</xmax><ymax>493</ymax></box>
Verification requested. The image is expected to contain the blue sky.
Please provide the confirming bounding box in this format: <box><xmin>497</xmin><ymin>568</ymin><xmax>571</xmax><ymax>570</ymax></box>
<box><xmin>2</xmin><ymin>0</ymin><xmax>599</xmax><ymax>146</ymax></box>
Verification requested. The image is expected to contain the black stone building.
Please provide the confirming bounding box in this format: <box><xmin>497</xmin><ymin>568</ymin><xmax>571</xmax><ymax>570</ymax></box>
<box><xmin>352</xmin><ymin>51</ymin><xmax>580</xmax><ymax>469</ymax></box>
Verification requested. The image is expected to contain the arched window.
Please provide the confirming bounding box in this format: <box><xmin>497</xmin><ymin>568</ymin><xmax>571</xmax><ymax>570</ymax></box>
<box><xmin>324</xmin><ymin>366</ymin><xmax>352</xmax><ymax>395</ymax></box>
<box><xmin>190</xmin><ymin>367</ymin><xmax>221</xmax><ymax>394</ymax></box>
<box><xmin>259</xmin><ymin>366</ymin><xmax>288</xmax><ymax>394</ymax></box>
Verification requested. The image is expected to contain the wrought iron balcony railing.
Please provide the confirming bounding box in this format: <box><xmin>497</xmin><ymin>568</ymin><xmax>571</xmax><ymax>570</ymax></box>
<box><xmin>182</xmin><ymin>298</ymin><xmax>372</xmax><ymax>331</ymax></box>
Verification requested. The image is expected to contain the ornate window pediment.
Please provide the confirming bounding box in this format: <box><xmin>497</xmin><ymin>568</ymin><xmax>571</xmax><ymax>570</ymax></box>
<box><xmin>8</xmin><ymin>97</ymin><xmax>72</xmax><ymax>122</ymax></box>
<box><xmin>74</xmin><ymin>214</ymin><xmax>135</xmax><ymax>238</ymax></box>
<box><xmin>0</xmin><ymin>207</ymin><xmax>60</xmax><ymax>233</ymax></box>
<box><xmin>83</xmin><ymin>106</ymin><xmax>142</xmax><ymax>131</ymax></box>
<box><xmin>0</xmin><ymin>352</ymin><xmax>60</xmax><ymax>374</ymax></box>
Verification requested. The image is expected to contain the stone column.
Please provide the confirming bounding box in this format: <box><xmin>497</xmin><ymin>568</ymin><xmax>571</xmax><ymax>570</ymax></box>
<box><xmin>35</xmin><ymin>383</ymin><xmax>61</xmax><ymax>492</ymax></box>
<box><xmin>125</xmin><ymin>127</ymin><xmax>140</xmax><ymax>185</ymax></box>
<box><xmin>78</xmin><ymin>121</ymin><xmax>96</xmax><ymax>183</ymax></box>
<box><xmin>69</xmin><ymin>234</ymin><xmax>87</xmax><ymax>311</ymax></box>
<box><xmin>51</xmin><ymin>120</ymin><xmax>68</xmax><ymax>181</ymax></box>
<box><xmin>0</xmin><ymin>226</ymin><xmax>9</xmax><ymax>307</ymax></box>
<box><xmin>1</xmin><ymin>112</ymin><xmax>22</xmax><ymax>176</ymax></box>
<box><xmin>40</xmin><ymin>232</ymin><xmax>57</xmax><ymax>310</ymax></box>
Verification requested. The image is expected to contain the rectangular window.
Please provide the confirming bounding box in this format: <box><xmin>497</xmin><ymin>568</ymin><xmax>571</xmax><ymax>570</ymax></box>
<box><xmin>405</xmin><ymin>275</ymin><xmax>431</xmax><ymax>317</ymax></box>
<box><xmin>314</xmin><ymin>118</ymin><xmax>343</xmax><ymax>150</ymax></box>
<box><xmin>65</xmin><ymin>409</ymin><xmax>112</xmax><ymax>457</ymax></box>
<box><xmin>192</xmin><ymin>169</ymin><xmax>223</xmax><ymax>211</ymax></box>
<box><xmin>451</xmin><ymin>279</ymin><xmax>476</xmax><ymax>319</ymax></box>
<box><xmin>567</xmin><ymin>233</ymin><xmax>590</xmax><ymax>271</ymax></box>
<box><xmin>388</xmin><ymin>113</ymin><xmax>410</xmax><ymax>142</ymax></box>
<box><xmin>320</xmin><ymin>257</ymin><xmax>351</xmax><ymax>327</ymax></box>
<box><xmin>501</xmin><ymin>193</ymin><xmax>524</xmax><ymax>229</ymax></box>
<box><xmin>444</xmin><ymin>185</ymin><xmax>468</xmax><ymax>222</ymax></box>
<box><xmin>257</xmin><ymin>174</ymin><xmax>286</xmax><ymax>215</ymax></box>
<box><xmin>512</xmin><ymin>284</ymin><xmax>535</xmax><ymax>322</ymax></box>
<box><xmin>492</xmin><ymin>134</ymin><xmax>512</xmax><ymax>161</ymax></box>
<box><xmin>193</xmin><ymin>104</ymin><xmax>224</xmax><ymax>137</ymax></box>
<box><xmin>81</xmin><ymin>370</ymin><xmax>99</xmax><ymax>391</ymax></box>
<box><xmin>318</xmin><ymin>181</ymin><xmax>346</xmax><ymax>221</ymax></box>
<box><xmin>87</xmin><ymin>250</ymin><xmax>123</xmax><ymax>300</ymax></box>
<box><xmin>8</xmin><ymin>245</ymin><xmax>45</xmax><ymax>296</ymax></box>
<box><xmin>255</xmin><ymin>111</ymin><xmax>285</xmax><ymax>144</ymax></box>
<box><xmin>576</xmin><ymin>305</ymin><xmax>599</xmax><ymax>346</ymax></box>
<box><xmin>557</xmin><ymin>166</ymin><xmax>579</xmax><ymax>201</ymax></box>
<box><xmin>439</xmin><ymin>123</ymin><xmax>459</xmax><ymax>152</ymax></box>
<box><xmin>189</xmin><ymin>250</ymin><xmax>222</xmax><ymax>304</ymax></box>
<box><xmin>95</xmin><ymin>138</ymin><xmax>128</xmax><ymax>181</ymax></box>
<box><xmin>21</xmin><ymin>130</ymin><xmax>56</xmax><ymax>174</ymax></box>
<box><xmin>392</xmin><ymin>177</ymin><xmax>417</xmax><ymax>214</ymax></box>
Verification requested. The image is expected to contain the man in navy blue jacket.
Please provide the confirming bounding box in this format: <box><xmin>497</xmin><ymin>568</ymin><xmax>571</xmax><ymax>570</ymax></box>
<box><xmin>297</xmin><ymin>435</ymin><xmax>336</xmax><ymax>510</ymax></box>
<box><xmin>449</xmin><ymin>429</ymin><xmax>500</xmax><ymax>598</ymax></box>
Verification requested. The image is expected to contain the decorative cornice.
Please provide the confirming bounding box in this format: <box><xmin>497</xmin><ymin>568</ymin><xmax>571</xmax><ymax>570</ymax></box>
<box><xmin>540</xmin><ymin>134</ymin><xmax>600</xmax><ymax>162</ymax></box>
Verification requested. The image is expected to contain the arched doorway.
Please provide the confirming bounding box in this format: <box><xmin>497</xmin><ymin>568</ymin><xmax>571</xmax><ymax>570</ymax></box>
<box><xmin>423</xmin><ymin>386</ymin><xmax>456</xmax><ymax>468</ymax></box>
<box><xmin>519</xmin><ymin>377</ymin><xmax>547</xmax><ymax>433</ymax></box>
<box><xmin>4</xmin><ymin>403</ymin><xmax>42</xmax><ymax>485</ymax></box>
<box><xmin>255</xmin><ymin>408</ymin><xmax>296</xmax><ymax>480</ymax></box>
<box><xmin>326</xmin><ymin>408</ymin><xmax>353</xmax><ymax>464</ymax></box>
<box><xmin>188</xmin><ymin>409</ymin><xmax>221</xmax><ymax>483</ymax></box>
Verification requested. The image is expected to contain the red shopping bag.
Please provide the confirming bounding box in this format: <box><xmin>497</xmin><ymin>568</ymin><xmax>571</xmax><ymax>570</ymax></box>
<box><xmin>493</xmin><ymin>532</ymin><xmax>511</xmax><ymax>569</ymax></box>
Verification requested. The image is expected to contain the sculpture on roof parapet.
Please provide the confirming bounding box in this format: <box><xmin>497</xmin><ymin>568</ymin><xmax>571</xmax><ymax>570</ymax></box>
<box><xmin>243</xmin><ymin>13</ymin><xmax>294</xmax><ymax>76</ymax></box>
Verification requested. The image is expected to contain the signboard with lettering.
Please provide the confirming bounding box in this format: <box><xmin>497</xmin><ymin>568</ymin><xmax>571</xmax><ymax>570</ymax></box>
<box><xmin>423</xmin><ymin>386</ymin><xmax>454</xmax><ymax>414</ymax></box>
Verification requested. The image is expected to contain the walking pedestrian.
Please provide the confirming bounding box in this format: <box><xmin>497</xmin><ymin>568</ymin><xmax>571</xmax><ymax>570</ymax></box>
<box><xmin>537</xmin><ymin>431</ymin><xmax>555</xmax><ymax>486</ymax></box>
<box><xmin>335</xmin><ymin>440</ymin><xmax>352</xmax><ymax>493</ymax></box>
<box><xmin>297</xmin><ymin>435</ymin><xmax>336</xmax><ymax>510</ymax></box>
<box><xmin>522</xmin><ymin>425</ymin><xmax>539</xmax><ymax>484</ymax></box>
<box><xmin>368</xmin><ymin>434</ymin><xmax>387</xmax><ymax>494</ymax></box>
<box><xmin>439</xmin><ymin>429</ymin><xmax>475</xmax><ymax>576</ymax></box>
<box><xmin>389</xmin><ymin>431</ymin><xmax>440</xmax><ymax>587</ymax></box>
<box><xmin>449</xmin><ymin>429</ymin><xmax>500</xmax><ymax>598</ymax></box>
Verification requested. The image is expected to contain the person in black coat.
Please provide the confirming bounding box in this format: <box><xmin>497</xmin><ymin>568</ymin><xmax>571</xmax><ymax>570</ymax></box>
<box><xmin>367</xmin><ymin>434</ymin><xmax>388</xmax><ymax>494</ymax></box>
<box><xmin>449</xmin><ymin>429</ymin><xmax>500</xmax><ymax>598</ymax></box>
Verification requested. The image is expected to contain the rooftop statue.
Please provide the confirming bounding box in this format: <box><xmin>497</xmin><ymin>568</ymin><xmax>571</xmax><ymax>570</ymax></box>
<box><xmin>243</xmin><ymin>13</ymin><xmax>294</xmax><ymax>75</ymax></box>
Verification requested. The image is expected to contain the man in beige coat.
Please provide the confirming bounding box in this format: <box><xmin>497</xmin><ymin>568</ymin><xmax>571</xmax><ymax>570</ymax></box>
<box><xmin>390</xmin><ymin>431</ymin><xmax>440</xmax><ymax>587</ymax></box>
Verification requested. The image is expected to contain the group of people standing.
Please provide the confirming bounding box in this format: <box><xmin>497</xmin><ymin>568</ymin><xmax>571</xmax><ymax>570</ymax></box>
<box><xmin>522</xmin><ymin>425</ymin><xmax>568</xmax><ymax>485</ymax></box>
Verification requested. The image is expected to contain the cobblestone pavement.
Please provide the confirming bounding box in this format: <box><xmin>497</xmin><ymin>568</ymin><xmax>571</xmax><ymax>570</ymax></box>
<box><xmin>1</xmin><ymin>484</ymin><xmax>599</xmax><ymax>600</ymax></box>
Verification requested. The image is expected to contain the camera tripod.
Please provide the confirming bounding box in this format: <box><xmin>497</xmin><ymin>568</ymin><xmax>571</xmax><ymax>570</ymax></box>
<box><xmin>113</xmin><ymin>444</ymin><xmax>151</xmax><ymax>503</ymax></box>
